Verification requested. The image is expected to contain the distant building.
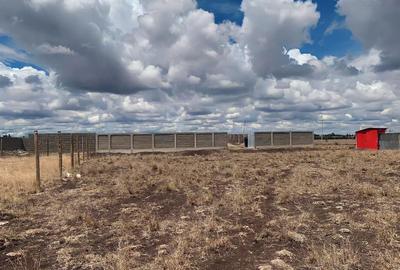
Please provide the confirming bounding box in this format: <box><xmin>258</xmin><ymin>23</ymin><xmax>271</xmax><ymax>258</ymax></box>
<box><xmin>355</xmin><ymin>128</ymin><xmax>387</xmax><ymax>150</ymax></box>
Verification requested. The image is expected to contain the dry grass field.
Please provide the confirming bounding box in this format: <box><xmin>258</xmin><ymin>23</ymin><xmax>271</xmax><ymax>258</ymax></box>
<box><xmin>0</xmin><ymin>155</ymin><xmax>71</xmax><ymax>205</ymax></box>
<box><xmin>0</xmin><ymin>144</ymin><xmax>399</xmax><ymax>269</ymax></box>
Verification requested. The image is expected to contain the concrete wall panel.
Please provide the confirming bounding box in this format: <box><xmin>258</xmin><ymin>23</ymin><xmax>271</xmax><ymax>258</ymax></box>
<box><xmin>0</xmin><ymin>138</ymin><xmax>25</xmax><ymax>151</ymax></box>
<box><xmin>255</xmin><ymin>133</ymin><xmax>272</xmax><ymax>147</ymax></box>
<box><xmin>176</xmin><ymin>133</ymin><xmax>194</xmax><ymax>148</ymax></box>
<box><xmin>154</xmin><ymin>134</ymin><xmax>175</xmax><ymax>149</ymax></box>
<box><xmin>379</xmin><ymin>133</ymin><xmax>400</xmax><ymax>150</ymax></box>
<box><xmin>214</xmin><ymin>133</ymin><xmax>227</xmax><ymax>147</ymax></box>
<box><xmin>98</xmin><ymin>135</ymin><xmax>109</xmax><ymax>150</ymax></box>
<box><xmin>111</xmin><ymin>135</ymin><xmax>131</xmax><ymax>149</ymax></box>
<box><xmin>23</xmin><ymin>133</ymin><xmax>96</xmax><ymax>154</ymax></box>
<box><xmin>196</xmin><ymin>133</ymin><xmax>213</xmax><ymax>148</ymax></box>
<box><xmin>291</xmin><ymin>132</ymin><xmax>314</xmax><ymax>145</ymax></box>
<box><xmin>273</xmin><ymin>132</ymin><xmax>291</xmax><ymax>146</ymax></box>
<box><xmin>133</xmin><ymin>134</ymin><xmax>153</xmax><ymax>149</ymax></box>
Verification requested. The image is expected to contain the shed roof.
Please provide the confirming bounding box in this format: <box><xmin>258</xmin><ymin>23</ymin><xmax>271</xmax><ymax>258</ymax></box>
<box><xmin>356</xmin><ymin>127</ymin><xmax>387</xmax><ymax>133</ymax></box>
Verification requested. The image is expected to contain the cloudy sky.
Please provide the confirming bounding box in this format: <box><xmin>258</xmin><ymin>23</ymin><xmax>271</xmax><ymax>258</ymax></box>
<box><xmin>0</xmin><ymin>0</ymin><xmax>399</xmax><ymax>136</ymax></box>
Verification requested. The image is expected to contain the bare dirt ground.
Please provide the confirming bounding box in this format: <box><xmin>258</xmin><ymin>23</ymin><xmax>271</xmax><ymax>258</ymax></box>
<box><xmin>1</xmin><ymin>144</ymin><xmax>399</xmax><ymax>269</ymax></box>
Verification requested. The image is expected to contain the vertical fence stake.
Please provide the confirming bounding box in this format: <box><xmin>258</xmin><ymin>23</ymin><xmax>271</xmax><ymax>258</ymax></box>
<box><xmin>82</xmin><ymin>135</ymin><xmax>85</xmax><ymax>161</ymax></box>
<box><xmin>77</xmin><ymin>135</ymin><xmax>81</xmax><ymax>166</ymax></box>
<box><xmin>86</xmin><ymin>135</ymin><xmax>90</xmax><ymax>160</ymax></box>
<box><xmin>194</xmin><ymin>133</ymin><xmax>197</xmax><ymax>148</ymax></box>
<box><xmin>46</xmin><ymin>134</ymin><xmax>49</xmax><ymax>156</ymax></box>
<box><xmin>0</xmin><ymin>136</ymin><xmax>3</xmax><ymax>157</ymax></box>
<box><xmin>34</xmin><ymin>130</ymin><xmax>41</xmax><ymax>192</ymax></box>
<box><xmin>58</xmin><ymin>131</ymin><xmax>63</xmax><ymax>180</ymax></box>
<box><xmin>71</xmin><ymin>134</ymin><xmax>75</xmax><ymax>170</ymax></box>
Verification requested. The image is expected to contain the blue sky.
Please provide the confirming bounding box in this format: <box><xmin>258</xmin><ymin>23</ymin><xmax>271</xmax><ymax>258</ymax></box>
<box><xmin>197</xmin><ymin>0</ymin><xmax>362</xmax><ymax>58</ymax></box>
<box><xmin>1</xmin><ymin>0</ymin><xmax>362</xmax><ymax>71</ymax></box>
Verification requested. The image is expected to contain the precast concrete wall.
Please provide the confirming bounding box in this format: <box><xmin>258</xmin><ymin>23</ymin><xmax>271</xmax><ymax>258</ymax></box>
<box><xmin>196</xmin><ymin>133</ymin><xmax>213</xmax><ymax>148</ymax></box>
<box><xmin>254</xmin><ymin>131</ymin><xmax>314</xmax><ymax>148</ymax></box>
<box><xmin>255</xmin><ymin>133</ymin><xmax>272</xmax><ymax>147</ymax></box>
<box><xmin>24</xmin><ymin>133</ymin><xmax>96</xmax><ymax>154</ymax></box>
<box><xmin>273</xmin><ymin>132</ymin><xmax>291</xmax><ymax>146</ymax></box>
<box><xmin>97</xmin><ymin>135</ymin><xmax>109</xmax><ymax>151</ymax></box>
<box><xmin>154</xmin><ymin>134</ymin><xmax>175</xmax><ymax>149</ymax></box>
<box><xmin>379</xmin><ymin>133</ymin><xmax>400</xmax><ymax>150</ymax></box>
<box><xmin>133</xmin><ymin>134</ymin><xmax>153</xmax><ymax>149</ymax></box>
<box><xmin>214</xmin><ymin>133</ymin><xmax>228</xmax><ymax>148</ymax></box>
<box><xmin>176</xmin><ymin>133</ymin><xmax>195</xmax><ymax>148</ymax></box>
<box><xmin>97</xmin><ymin>132</ymin><xmax>227</xmax><ymax>153</ymax></box>
<box><xmin>111</xmin><ymin>135</ymin><xmax>131</xmax><ymax>150</ymax></box>
<box><xmin>291</xmin><ymin>132</ymin><xmax>314</xmax><ymax>146</ymax></box>
<box><xmin>0</xmin><ymin>137</ymin><xmax>25</xmax><ymax>151</ymax></box>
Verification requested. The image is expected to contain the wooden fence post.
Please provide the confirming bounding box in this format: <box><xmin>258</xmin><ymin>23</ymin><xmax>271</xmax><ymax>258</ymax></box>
<box><xmin>77</xmin><ymin>135</ymin><xmax>81</xmax><ymax>166</ymax></box>
<box><xmin>58</xmin><ymin>131</ymin><xmax>63</xmax><ymax>180</ymax></box>
<box><xmin>71</xmin><ymin>134</ymin><xmax>75</xmax><ymax>169</ymax></box>
<box><xmin>46</xmin><ymin>134</ymin><xmax>49</xmax><ymax>156</ymax></box>
<box><xmin>34</xmin><ymin>130</ymin><xmax>42</xmax><ymax>192</ymax></box>
<box><xmin>0</xmin><ymin>136</ymin><xmax>3</xmax><ymax>157</ymax></box>
<box><xmin>86</xmin><ymin>135</ymin><xmax>90</xmax><ymax>160</ymax></box>
<box><xmin>82</xmin><ymin>136</ymin><xmax>85</xmax><ymax>161</ymax></box>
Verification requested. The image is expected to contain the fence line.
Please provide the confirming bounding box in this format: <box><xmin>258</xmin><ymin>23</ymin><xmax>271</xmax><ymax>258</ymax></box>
<box><xmin>254</xmin><ymin>131</ymin><xmax>314</xmax><ymax>148</ymax></box>
<box><xmin>96</xmin><ymin>132</ymin><xmax>228</xmax><ymax>153</ymax></box>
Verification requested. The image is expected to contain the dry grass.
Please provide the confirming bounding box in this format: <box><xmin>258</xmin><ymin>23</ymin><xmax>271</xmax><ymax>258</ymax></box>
<box><xmin>0</xmin><ymin>155</ymin><xmax>71</xmax><ymax>205</ymax></box>
<box><xmin>0</xmin><ymin>146</ymin><xmax>399</xmax><ymax>269</ymax></box>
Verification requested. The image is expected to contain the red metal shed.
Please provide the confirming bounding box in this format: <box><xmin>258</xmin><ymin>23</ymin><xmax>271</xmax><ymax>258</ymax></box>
<box><xmin>356</xmin><ymin>128</ymin><xmax>387</xmax><ymax>150</ymax></box>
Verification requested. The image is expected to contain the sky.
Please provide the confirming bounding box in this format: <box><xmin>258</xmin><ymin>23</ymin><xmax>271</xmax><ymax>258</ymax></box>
<box><xmin>0</xmin><ymin>0</ymin><xmax>400</xmax><ymax>136</ymax></box>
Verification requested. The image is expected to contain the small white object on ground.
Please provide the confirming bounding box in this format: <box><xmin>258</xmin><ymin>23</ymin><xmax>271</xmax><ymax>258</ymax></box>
<box><xmin>258</xmin><ymin>264</ymin><xmax>272</xmax><ymax>270</ymax></box>
<box><xmin>339</xmin><ymin>228</ymin><xmax>351</xmax><ymax>234</ymax></box>
<box><xmin>287</xmin><ymin>231</ymin><xmax>306</xmax><ymax>243</ymax></box>
<box><xmin>76</xmin><ymin>173</ymin><xmax>81</xmax><ymax>179</ymax></box>
<box><xmin>276</xmin><ymin>249</ymin><xmax>294</xmax><ymax>258</ymax></box>
<box><xmin>6</xmin><ymin>251</ymin><xmax>23</xmax><ymax>257</ymax></box>
<box><xmin>0</xmin><ymin>221</ymin><xmax>9</xmax><ymax>226</ymax></box>
<box><xmin>270</xmin><ymin>258</ymin><xmax>294</xmax><ymax>270</ymax></box>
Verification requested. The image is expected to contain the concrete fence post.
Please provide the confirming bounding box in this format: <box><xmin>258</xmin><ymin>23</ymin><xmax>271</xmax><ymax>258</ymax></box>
<box><xmin>58</xmin><ymin>131</ymin><xmax>63</xmax><ymax>180</ymax></box>
<box><xmin>212</xmin><ymin>133</ymin><xmax>215</xmax><ymax>147</ymax></box>
<box><xmin>108</xmin><ymin>134</ymin><xmax>111</xmax><ymax>153</ymax></box>
<box><xmin>194</xmin><ymin>133</ymin><xmax>197</xmax><ymax>148</ymax></box>
<box><xmin>131</xmin><ymin>134</ymin><xmax>134</xmax><ymax>154</ymax></box>
<box><xmin>46</xmin><ymin>134</ymin><xmax>50</xmax><ymax>156</ymax></box>
<box><xmin>71</xmin><ymin>134</ymin><xmax>75</xmax><ymax>169</ymax></box>
<box><xmin>152</xmin><ymin>134</ymin><xmax>155</xmax><ymax>150</ymax></box>
<box><xmin>289</xmin><ymin>132</ymin><xmax>292</xmax><ymax>147</ymax></box>
<box><xmin>34</xmin><ymin>130</ymin><xmax>42</xmax><ymax>193</ymax></box>
<box><xmin>174</xmin><ymin>133</ymin><xmax>177</xmax><ymax>149</ymax></box>
<box><xmin>271</xmin><ymin>132</ymin><xmax>274</xmax><ymax>146</ymax></box>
